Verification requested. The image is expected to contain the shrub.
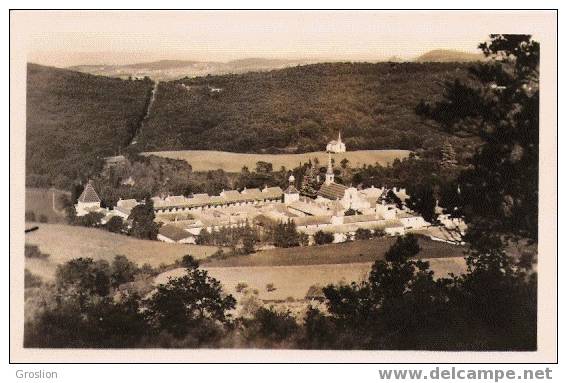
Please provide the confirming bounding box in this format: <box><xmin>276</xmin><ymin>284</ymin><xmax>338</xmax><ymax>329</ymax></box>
<box><xmin>305</xmin><ymin>284</ymin><xmax>325</xmax><ymax>301</ymax></box>
<box><xmin>246</xmin><ymin>307</ymin><xmax>299</xmax><ymax>343</ymax></box>
<box><xmin>179</xmin><ymin>255</ymin><xmax>199</xmax><ymax>269</ymax></box>
<box><xmin>105</xmin><ymin>216</ymin><xmax>125</xmax><ymax>233</ymax></box>
<box><xmin>25</xmin><ymin>211</ymin><xmax>36</xmax><ymax>222</ymax></box>
<box><xmin>355</xmin><ymin>228</ymin><xmax>372</xmax><ymax>240</ymax></box>
<box><xmin>235</xmin><ymin>282</ymin><xmax>249</xmax><ymax>293</ymax></box>
<box><xmin>24</xmin><ymin>244</ymin><xmax>49</xmax><ymax>259</ymax></box>
<box><xmin>313</xmin><ymin>230</ymin><xmax>334</xmax><ymax>245</ymax></box>
<box><xmin>24</xmin><ymin>269</ymin><xmax>42</xmax><ymax>288</ymax></box>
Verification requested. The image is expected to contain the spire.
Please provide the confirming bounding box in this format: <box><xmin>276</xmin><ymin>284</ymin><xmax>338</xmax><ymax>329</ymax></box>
<box><xmin>325</xmin><ymin>153</ymin><xmax>335</xmax><ymax>185</ymax></box>
<box><xmin>338</xmin><ymin>131</ymin><xmax>342</xmax><ymax>143</ymax></box>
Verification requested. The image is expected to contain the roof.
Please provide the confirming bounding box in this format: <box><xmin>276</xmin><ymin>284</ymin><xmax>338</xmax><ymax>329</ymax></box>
<box><xmin>153</xmin><ymin>187</ymin><xmax>284</xmax><ymax>210</ymax></box>
<box><xmin>293</xmin><ymin>215</ymin><xmax>332</xmax><ymax>227</ymax></box>
<box><xmin>343</xmin><ymin>214</ymin><xmax>381</xmax><ymax>224</ymax></box>
<box><xmin>397</xmin><ymin>211</ymin><xmax>418</xmax><ymax>219</ymax></box>
<box><xmin>116</xmin><ymin>199</ymin><xmax>139</xmax><ymax>209</ymax></box>
<box><xmin>263</xmin><ymin>186</ymin><xmax>283</xmax><ymax>194</ymax></box>
<box><xmin>317</xmin><ymin>183</ymin><xmax>348</xmax><ymax>200</ymax></box>
<box><xmin>288</xmin><ymin>200</ymin><xmax>330</xmax><ymax>216</ymax></box>
<box><xmin>78</xmin><ymin>182</ymin><xmax>101</xmax><ymax>203</ymax></box>
<box><xmin>241</xmin><ymin>188</ymin><xmax>261</xmax><ymax>194</ymax></box>
<box><xmin>158</xmin><ymin>224</ymin><xmax>193</xmax><ymax>242</ymax></box>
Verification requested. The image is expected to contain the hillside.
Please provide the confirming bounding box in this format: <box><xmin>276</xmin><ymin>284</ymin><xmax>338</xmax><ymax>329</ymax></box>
<box><xmin>25</xmin><ymin>223</ymin><xmax>220</xmax><ymax>281</ymax></box>
<box><xmin>26</xmin><ymin>63</ymin><xmax>154</xmax><ymax>188</ymax></box>
<box><xmin>68</xmin><ymin>58</ymin><xmax>317</xmax><ymax>81</ymax></box>
<box><xmin>415</xmin><ymin>49</ymin><xmax>485</xmax><ymax>63</ymax></box>
<box><xmin>137</xmin><ymin>62</ymin><xmax>469</xmax><ymax>153</ymax></box>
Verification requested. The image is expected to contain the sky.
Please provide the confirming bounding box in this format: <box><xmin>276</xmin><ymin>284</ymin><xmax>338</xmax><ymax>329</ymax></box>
<box><xmin>17</xmin><ymin>10</ymin><xmax>550</xmax><ymax>67</ymax></box>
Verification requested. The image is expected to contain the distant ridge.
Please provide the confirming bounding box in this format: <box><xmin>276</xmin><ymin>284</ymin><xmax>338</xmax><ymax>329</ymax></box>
<box><xmin>415</xmin><ymin>49</ymin><xmax>485</xmax><ymax>63</ymax></box>
<box><xmin>68</xmin><ymin>58</ymin><xmax>318</xmax><ymax>80</ymax></box>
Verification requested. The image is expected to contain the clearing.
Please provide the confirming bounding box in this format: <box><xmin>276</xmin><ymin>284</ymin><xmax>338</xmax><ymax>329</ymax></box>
<box><xmin>144</xmin><ymin>149</ymin><xmax>411</xmax><ymax>172</ymax></box>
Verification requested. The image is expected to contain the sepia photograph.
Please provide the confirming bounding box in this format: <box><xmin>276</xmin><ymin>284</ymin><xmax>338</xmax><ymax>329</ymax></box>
<box><xmin>9</xmin><ymin>9</ymin><xmax>557</xmax><ymax>363</ymax></box>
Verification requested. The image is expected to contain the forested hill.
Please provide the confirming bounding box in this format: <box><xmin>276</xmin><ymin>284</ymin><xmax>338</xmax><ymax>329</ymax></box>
<box><xmin>26</xmin><ymin>63</ymin><xmax>154</xmax><ymax>188</ymax></box>
<box><xmin>137</xmin><ymin>62</ymin><xmax>470</xmax><ymax>153</ymax></box>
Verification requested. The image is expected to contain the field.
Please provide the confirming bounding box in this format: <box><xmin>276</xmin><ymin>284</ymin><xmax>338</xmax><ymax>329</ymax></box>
<box><xmin>144</xmin><ymin>149</ymin><xmax>411</xmax><ymax>172</ymax></box>
<box><xmin>204</xmin><ymin>237</ymin><xmax>466</xmax><ymax>268</ymax></box>
<box><xmin>158</xmin><ymin>258</ymin><xmax>467</xmax><ymax>301</ymax></box>
<box><xmin>25</xmin><ymin>188</ymin><xmax>70</xmax><ymax>224</ymax></box>
<box><xmin>24</xmin><ymin>224</ymin><xmax>220</xmax><ymax>281</ymax></box>
<box><xmin>23</xmin><ymin>223</ymin><xmax>467</xmax><ymax>304</ymax></box>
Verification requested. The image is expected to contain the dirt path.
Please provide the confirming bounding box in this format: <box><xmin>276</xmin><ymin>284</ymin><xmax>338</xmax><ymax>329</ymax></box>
<box><xmin>130</xmin><ymin>80</ymin><xmax>159</xmax><ymax>146</ymax></box>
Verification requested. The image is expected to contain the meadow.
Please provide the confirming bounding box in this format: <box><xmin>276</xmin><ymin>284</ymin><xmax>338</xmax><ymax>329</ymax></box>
<box><xmin>203</xmin><ymin>236</ymin><xmax>466</xmax><ymax>268</ymax></box>
<box><xmin>144</xmin><ymin>149</ymin><xmax>411</xmax><ymax>172</ymax></box>
<box><xmin>24</xmin><ymin>224</ymin><xmax>220</xmax><ymax>281</ymax></box>
<box><xmin>25</xmin><ymin>188</ymin><xmax>70</xmax><ymax>224</ymax></box>
<box><xmin>158</xmin><ymin>258</ymin><xmax>467</xmax><ymax>302</ymax></box>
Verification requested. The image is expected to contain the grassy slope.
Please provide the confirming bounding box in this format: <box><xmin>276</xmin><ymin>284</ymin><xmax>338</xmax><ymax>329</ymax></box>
<box><xmin>203</xmin><ymin>237</ymin><xmax>466</xmax><ymax>268</ymax></box>
<box><xmin>145</xmin><ymin>149</ymin><xmax>411</xmax><ymax>172</ymax></box>
<box><xmin>138</xmin><ymin>62</ymin><xmax>468</xmax><ymax>153</ymax></box>
<box><xmin>26</xmin><ymin>64</ymin><xmax>153</xmax><ymax>187</ymax></box>
<box><xmin>24</xmin><ymin>223</ymin><xmax>221</xmax><ymax>280</ymax></box>
<box><xmin>25</xmin><ymin>188</ymin><xmax>70</xmax><ymax>224</ymax></box>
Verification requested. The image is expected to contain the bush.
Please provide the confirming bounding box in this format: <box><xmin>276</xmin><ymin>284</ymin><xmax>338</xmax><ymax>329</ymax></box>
<box><xmin>38</xmin><ymin>214</ymin><xmax>49</xmax><ymax>223</ymax></box>
<box><xmin>24</xmin><ymin>269</ymin><xmax>42</xmax><ymax>288</ymax></box>
<box><xmin>74</xmin><ymin>211</ymin><xmax>105</xmax><ymax>228</ymax></box>
<box><xmin>179</xmin><ymin>255</ymin><xmax>199</xmax><ymax>269</ymax></box>
<box><xmin>305</xmin><ymin>284</ymin><xmax>325</xmax><ymax>301</ymax></box>
<box><xmin>245</xmin><ymin>307</ymin><xmax>299</xmax><ymax>343</ymax></box>
<box><xmin>24</xmin><ymin>244</ymin><xmax>49</xmax><ymax>259</ymax></box>
<box><xmin>105</xmin><ymin>216</ymin><xmax>125</xmax><ymax>233</ymax></box>
<box><xmin>235</xmin><ymin>282</ymin><xmax>249</xmax><ymax>293</ymax></box>
<box><xmin>313</xmin><ymin>230</ymin><xmax>334</xmax><ymax>245</ymax></box>
<box><xmin>25</xmin><ymin>211</ymin><xmax>36</xmax><ymax>222</ymax></box>
<box><xmin>355</xmin><ymin>228</ymin><xmax>372</xmax><ymax>240</ymax></box>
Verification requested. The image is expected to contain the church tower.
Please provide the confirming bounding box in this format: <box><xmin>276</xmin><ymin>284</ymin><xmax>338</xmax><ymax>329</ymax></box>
<box><xmin>325</xmin><ymin>153</ymin><xmax>335</xmax><ymax>185</ymax></box>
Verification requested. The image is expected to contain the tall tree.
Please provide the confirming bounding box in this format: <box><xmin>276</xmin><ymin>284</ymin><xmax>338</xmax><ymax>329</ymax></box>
<box><xmin>128</xmin><ymin>196</ymin><xmax>160</xmax><ymax>240</ymax></box>
<box><xmin>417</xmin><ymin>34</ymin><xmax>539</xmax><ymax>242</ymax></box>
<box><xmin>144</xmin><ymin>262</ymin><xmax>236</xmax><ymax>339</ymax></box>
<box><xmin>416</xmin><ymin>34</ymin><xmax>539</xmax><ymax>349</ymax></box>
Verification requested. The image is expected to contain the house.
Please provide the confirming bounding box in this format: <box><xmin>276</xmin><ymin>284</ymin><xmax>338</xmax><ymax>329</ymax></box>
<box><xmin>75</xmin><ymin>181</ymin><xmax>102</xmax><ymax>216</ymax></box>
<box><xmin>113</xmin><ymin>198</ymin><xmax>139</xmax><ymax>219</ymax></box>
<box><xmin>398</xmin><ymin>212</ymin><xmax>429</xmax><ymax>230</ymax></box>
<box><xmin>317</xmin><ymin>182</ymin><xmax>371</xmax><ymax>211</ymax></box>
<box><xmin>326</xmin><ymin>132</ymin><xmax>346</xmax><ymax>153</ymax></box>
<box><xmin>157</xmin><ymin>224</ymin><xmax>196</xmax><ymax>244</ymax></box>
